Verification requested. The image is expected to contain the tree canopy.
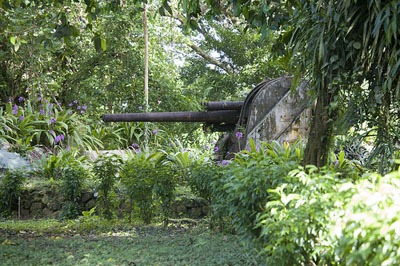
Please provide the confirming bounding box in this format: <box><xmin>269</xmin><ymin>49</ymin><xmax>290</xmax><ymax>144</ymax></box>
<box><xmin>1</xmin><ymin>0</ymin><xmax>400</xmax><ymax>169</ymax></box>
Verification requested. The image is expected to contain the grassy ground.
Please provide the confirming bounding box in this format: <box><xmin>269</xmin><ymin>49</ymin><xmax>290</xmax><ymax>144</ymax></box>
<box><xmin>0</xmin><ymin>219</ymin><xmax>262</xmax><ymax>266</ymax></box>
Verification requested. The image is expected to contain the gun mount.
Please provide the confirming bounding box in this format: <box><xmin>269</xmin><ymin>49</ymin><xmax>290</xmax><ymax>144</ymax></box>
<box><xmin>102</xmin><ymin>77</ymin><xmax>312</xmax><ymax>158</ymax></box>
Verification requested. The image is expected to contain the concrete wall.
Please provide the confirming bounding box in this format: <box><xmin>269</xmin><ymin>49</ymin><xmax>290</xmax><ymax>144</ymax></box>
<box><xmin>245</xmin><ymin>77</ymin><xmax>311</xmax><ymax>148</ymax></box>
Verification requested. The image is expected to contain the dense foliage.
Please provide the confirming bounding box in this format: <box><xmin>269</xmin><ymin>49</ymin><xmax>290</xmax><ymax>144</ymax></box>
<box><xmin>2</xmin><ymin>1</ymin><xmax>400</xmax><ymax>264</ymax></box>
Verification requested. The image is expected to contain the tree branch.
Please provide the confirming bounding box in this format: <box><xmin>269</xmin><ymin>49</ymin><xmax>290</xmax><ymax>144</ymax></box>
<box><xmin>188</xmin><ymin>43</ymin><xmax>233</xmax><ymax>74</ymax></box>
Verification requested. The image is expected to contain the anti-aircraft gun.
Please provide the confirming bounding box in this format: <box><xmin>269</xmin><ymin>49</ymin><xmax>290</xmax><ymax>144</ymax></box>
<box><xmin>102</xmin><ymin>77</ymin><xmax>312</xmax><ymax>158</ymax></box>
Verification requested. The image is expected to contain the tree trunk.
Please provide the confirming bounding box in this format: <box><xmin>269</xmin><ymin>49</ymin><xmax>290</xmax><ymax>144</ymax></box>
<box><xmin>143</xmin><ymin>3</ymin><xmax>149</xmax><ymax>111</ymax></box>
<box><xmin>303</xmin><ymin>89</ymin><xmax>336</xmax><ymax>167</ymax></box>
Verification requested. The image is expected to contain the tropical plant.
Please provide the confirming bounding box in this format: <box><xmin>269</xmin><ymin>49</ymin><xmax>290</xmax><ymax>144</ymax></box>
<box><xmin>93</xmin><ymin>154</ymin><xmax>122</xmax><ymax>219</ymax></box>
<box><xmin>0</xmin><ymin>169</ymin><xmax>27</xmax><ymax>217</ymax></box>
<box><xmin>120</xmin><ymin>150</ymin><xmax>165</xmax><ymax>224</ymax></box>
<box><xmin>60</xmin><ymin>164</ymin><xmax>88</xmax><ymax>219</ymax></box>
<box><xmin>32</xmin><ymin>147</ymin><xmax>87</xmax><ymax>180</ymax></box>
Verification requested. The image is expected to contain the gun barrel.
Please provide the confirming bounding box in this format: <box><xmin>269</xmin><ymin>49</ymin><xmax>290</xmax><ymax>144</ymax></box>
<box><xmin>202</xmin><ymin>101</ymin><xmax>244</xmax><ymax>111</ymax></box>
<box><xmin>102</xmin><ymin>110</ymin><xmax>240</xmax><ymax>123</ymax></box>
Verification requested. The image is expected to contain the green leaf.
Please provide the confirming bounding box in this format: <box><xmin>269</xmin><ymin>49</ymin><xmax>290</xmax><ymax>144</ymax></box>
<box><xmin>353</xmin><ymin>42</ymin><xmax>361</xmax><ymax>49</ymax></box>
<box><xmin>10</xmin><ymin>36</ymin><xmax>16</xmax><ymax>45</ymax></box>
<box><xmin>101</xmin><ymin>38</ymin><xmax>106</xmax><ymax>51</ymax></box>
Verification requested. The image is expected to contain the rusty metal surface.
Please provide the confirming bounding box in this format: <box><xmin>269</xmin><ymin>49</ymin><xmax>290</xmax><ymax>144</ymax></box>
<box><xmin>202</xmin><ymin>101</ymin><xmax>244</xmax><ymax>111</ymax></box>
<box><xmin>102</xmin><ymin>110</ymin><xmax>240</xmax><ymax>123</ymax></box>
<box><xmin>245</xmin><ymin>77</ymin><xmax>311</xmax><ymax>147</ymax></box>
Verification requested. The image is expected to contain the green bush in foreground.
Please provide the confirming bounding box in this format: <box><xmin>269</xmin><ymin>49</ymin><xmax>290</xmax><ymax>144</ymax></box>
<box><xmin>212</xmin><ymin>140</ymin><xmax>302</xmax><ymax>239</ymax></box>
<box><xmin>0</xmin><ymin>169</ymin><xmax>27</xmax><ymax>216</ymax></box>
<box><xmin>256</xmin><ymin>165</ymin><xmax>400</xmax><ymax>265</ymax></box>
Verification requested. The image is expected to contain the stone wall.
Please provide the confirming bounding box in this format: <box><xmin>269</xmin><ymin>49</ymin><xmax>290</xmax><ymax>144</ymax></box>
<box><xmin>18</xmin><ymin>185</ymin><xmax>95</xmax><ymax>218</ymax></box>
<box><xmin>14</xmin><ymin>185</ymin><xmax>208</xmax><ymax>219</ymax></box>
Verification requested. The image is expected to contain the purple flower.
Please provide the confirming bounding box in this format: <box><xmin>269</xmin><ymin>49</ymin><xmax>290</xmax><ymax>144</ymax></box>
<box><xmin>18</xmin><ymin>97</ymin><xmax>24</xmax><ymax>102</ymax></box>
<box><xmin>82</xmin><ymin>105</ymin><xmax>87</xmax><ymax>110</ymax></box>
<box><xmin>26</xmin><ymin>88</ymin><xmax>30</xmax><ymax>92</ymax></box>
<box><xmin>211</xmin><ymin>140</ymin><xmax>215</xmax><ymax>144</ymax></box>
<box><xmin>138</xmin><ymin>106</ymin><xmax>143</xmax><ymax>110</ymax></box>
<box><xmin>49</xmin><ymin>103</ymin><xmax>53</xmax><ymax>108</ymax></box>
<box><xmin>135</xmin><ymin>148</ymin><xmax>141</xmax><ymax>153</ymax></box>
<box><xmin>97</xmin><ymin>121</ymin><xmax>101</xmax><ymax>125</ymax></box>
<box><xmin>50</xmin><ymin>130</ymin><xmax>55</xmax><ymax>135</ymax></box>
<box><xmin>157</xmin><ymin>100</ymin><xmax>161</xmax><ymax>105</ymax></box>
<box><xmin>80</xmin><ymin>111</ymin><xmax>85</xmax><ymax>114</ymax></box>
<box><xmin>334</xmin><ymin>160</ymin><xmax>339</xmax><ymax>165</ymax></box>
<box><xmin>19</xmin><ymin>115</ymin><xmax>24</xmax><ymax>120</ymax></box>
<box><xmin>48</xmin><ymin>111</ymin><xmax>52</xmax><ymax>115</ymax></box>
<box><xmin>66</xmin><ymin>146</ymin><xmax>71</xmax><ymax>151</ymax></box>
<box><xmin>12</xmin><ymin>105</ymin><xmax>18</xmax><ymax>115</ymax></box>
<box><xmin>214</xmin><ymin>146</ymin><xmax>219</xmax><ymax>152</ymax></box>
<box><xmin>4</xmin><ymin>126</ymin><xmax>9</xmax><ymax>131</ymax></box>
<box><xmin>38</xmin><ymin>97</ymin><xmax>42</xmax><ymax>101</ymax></box>
<box><xmin>54</xmin><ymin>135</ymin><xmax>64</xmax><ymax>144</ymax></box>
<box><xmin>222</xmin><ymin>160</ymin><xmax>230</xmax><ymax>166</ymax></box>
<box><xmin>359</xmin><ymin>155</ymin><xmax>363</xmax><ymax>159</ymax></box>
<box><xmin>77</xmin><ymin>106</ymin><xmax>81</xmax><ymax>109</ymax></box>
<box><xmin>183</xmin><ymin>148</ymin><xmax>188</xmax><ymax>152</ymax></box>
<box><xmin>40</xmin><ymin>109</ymin><xmax>44</xmax><ymax>115</ymax></box>
<box><xmin>216</xmin><ymin>161</ymin><xmax>221</xmax><ymax>166</ymax></box>
<box><xmin>152</xmin><ymin>129</ymin><xmax>158</xmax><ymax>135</ymax></box>
<box><xmin>204</xmin><ymin>145</ymin><xmax>210</xmax><ymax>150</ymax></box>
<box><xmin>132</xmin><ymin>143</ymin><xmax>139</xmax><ymax>148</ymax></box>
<box><xmin>69</xmin><ymin>103</ymin><xmax>73</xmax><ymax>107</ymax></box>
<box><xmin>50</xmin><ymin>118</ymin><xmax>56</xmax><ymax>124</ymax></box>
<box><xmin>235</xmin><ymin>131</ymin><xmax>243</xmax><ymax>139</ymax></box>
<box><xmin>68</xmin><ymin>111</ymin><xmax>72</xmax><ymax>114</ymax></box>
<box><xmin>43</xmin><ymin>99</ymin><xmax>47</xmax><ymax>103</ymax></box>
<box><xmin>57</xmin><ymin>103</ymin><xmax>61</xmax><ymax>106</ymax></box>
<box><xmin>8</xmin><ymin>97</ymin><xmax>13</xmax><ymax>102</ymax></box>
<box><xmin>73</xmin><ymin>100</ymin><xmax>78</xmax><ymax>104</ymax></box>
<box><xmin>169</xmin><ymin>142</ymin><xmax>173</xmax><ymax>147</ymax></box>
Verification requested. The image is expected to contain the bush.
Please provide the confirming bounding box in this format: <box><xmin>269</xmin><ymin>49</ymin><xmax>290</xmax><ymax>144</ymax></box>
<box><xmin>120</xmin><ymin>151</ymin><xmax>165</xmax><ymax>224</ymax></box>
<box><xmin>60</xmin><ymin>165</ymin><xmax>88</xmax><ymax>219</ymax></box>
<box><xmin>32</xmin><ymin>147</ymin><xmax>87</xmax><ymax>179</ymax></box>
<box><xmin>211</xmin><ymin>140</ymin><xmax>302</xmax><ymax>239</ymax></box>
<box><xmin>0</xmin><ymin>169</ymin><xmax>27</xmax><ymax>216</ymax></box>
<box><xmin>255</xmin><ymin>162</ymin><xmax>400</xmax><ymax>265</ymax></box>
<box><xmin>93</xmin><ymin>154</ymin><xmax>122</xmax><ymax>219</ymax></box>
<box><xmin>153</xmin><ymin>163</ymin><xmax>178</xmax><ymax>226</ymax></box>
<box><xmin>330</xmin><ymin>170</ymin><xmax>400</xmax><ymax>265</ymax></box>
<box><xmin>256</xmin><ymin>166</ymin><xmax>346</xmax><ymax>265</ymax></box>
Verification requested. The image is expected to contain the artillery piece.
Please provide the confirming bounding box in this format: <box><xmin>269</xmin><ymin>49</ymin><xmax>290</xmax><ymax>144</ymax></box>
<box><xmin>102</xmin><ymin>76</ymin><xmax>312</xmax><ymax>158</ymax></box>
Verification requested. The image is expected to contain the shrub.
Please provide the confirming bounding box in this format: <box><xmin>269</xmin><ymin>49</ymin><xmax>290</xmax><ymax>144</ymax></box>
<box><xmin>60</xmin><ymin>165</ymin><xmax>88</xmax><ymax>219</ymax></box>
<box><xmin>211</xmin><ymin>140</ymin><xmax>302</xmax><ymax>239</ymax></box>
<box><xmin>32</xmin><ymin>147</ymin><xmax>87</xmax><ymax>179</ymax></box>
<box><xmin>153</xmin><ymin>163</ymin><xmax>178</xmax><ymax>226</ymax></box>
<box><xmin>93</xmin><ymin>154</ymin><xmax>122</xmax><ymax>219</ymax></box>
<box><xmin>330</xmin><ymin>170</ymin><xmax>400</xmax><ymax>265</ymax></box>
<box><xmin>120</xmin><ymin>151</ymin><xmax>165</xmax><ymax>224</ymax></box>
<box><xmin>0</xmin><ymin>169</ymin><xmax>27</xmax><ymax>216</ymax></box>
<box><xmin>255</xmin><ymin>163</ymin><xmax>400</xmax><ymax>265</ymax></box>
<box><xmin>256</xmin><ymin>166</ymin><xmax>346</xmax><ymax>265</ymax></box>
